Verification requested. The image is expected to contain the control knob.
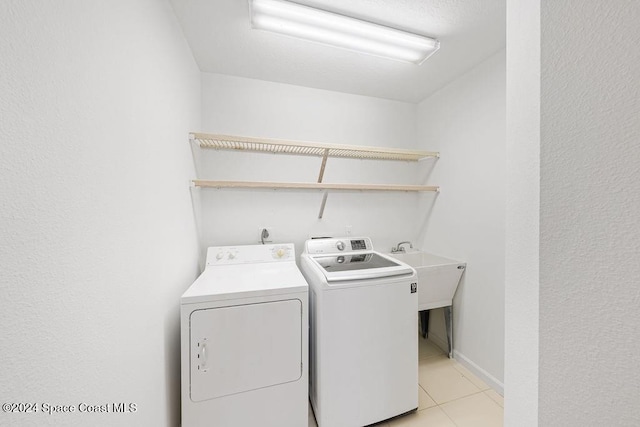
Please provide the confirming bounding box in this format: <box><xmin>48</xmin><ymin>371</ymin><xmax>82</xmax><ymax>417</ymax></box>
<box><xmin>336</xmin><ymin>241</ymin><xmax>345</xmax><ymax>251</ymax></box>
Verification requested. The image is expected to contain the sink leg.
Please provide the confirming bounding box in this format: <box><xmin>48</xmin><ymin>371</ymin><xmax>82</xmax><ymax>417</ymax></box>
<box><xmin>419</xmin><ymin>310</ymin><xmax>429</xmax><ymax>339</ymax></box>
<box><xmin>444</xmin><ymin>306</ymin><xmax>453</xmax><ymax>358</ymax></box>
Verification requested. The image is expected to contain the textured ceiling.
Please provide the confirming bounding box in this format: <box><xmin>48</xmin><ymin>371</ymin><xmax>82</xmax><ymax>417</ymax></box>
<box><xmin>169</xmin><ymin>0</ymin><xmax>505</xmax><ymax>103</ymax></box>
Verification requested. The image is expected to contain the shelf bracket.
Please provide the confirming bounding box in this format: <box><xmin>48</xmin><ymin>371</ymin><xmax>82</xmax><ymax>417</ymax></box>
<box><xmin>318</xmin><ymin>192</ymin><xmax>329</xmax><ymax>219</ymax></box>
<box><xmin>317</xmin><ymin>149</ymin><xmax>329</xmax><ymax>183</ymax></box>
<box><xmin>318</xmin><ymin>149</ymin><xmax>329</xmax><ymax>219</ymax></box>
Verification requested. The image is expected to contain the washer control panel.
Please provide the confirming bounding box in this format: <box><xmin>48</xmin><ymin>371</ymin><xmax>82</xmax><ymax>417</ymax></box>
<box><xmin>305</xmin><ymin>237</ymin><xmax>373</xmax><ymax>255</ymax></box>
<box><xmin>206</xmin><ymin>243</ymin><xmax>294</xmax><ymax>266</ymax></box>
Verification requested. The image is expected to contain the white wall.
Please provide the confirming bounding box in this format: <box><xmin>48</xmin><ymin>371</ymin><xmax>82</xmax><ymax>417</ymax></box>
<box><xmin>416</xmin><ymin>51</ymin><xmax>506</xmax><ymax>391</ymax></box>
<box><xmin>0</xmin><ymin>1</ymin><xmax>200</xmax><ymax>426</ymax></box>
<box><xmin>506</xmin><ymin>2</ymin><xmax>640</xmax><ymax>425</ymax></box>
<box><xmin>538</xmin><ymin>1</ymin><xmax>640</xmax><ymax>425</ymax></box>
<box><xmin>504</xmin><ymin>0</ymin><xmax>539</xmax><ymax>425</ymax></box>
<box><xmin>197</xmin><ymin>73</ymin><xmax>434</xmax><ymax>258</ymax></box>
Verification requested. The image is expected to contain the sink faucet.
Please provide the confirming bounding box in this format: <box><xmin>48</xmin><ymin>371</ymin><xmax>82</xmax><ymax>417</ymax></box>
<box><xmin>391</xmin><ymin>241</ymin><xmax>413</xmax><ymax>253</ymax></box>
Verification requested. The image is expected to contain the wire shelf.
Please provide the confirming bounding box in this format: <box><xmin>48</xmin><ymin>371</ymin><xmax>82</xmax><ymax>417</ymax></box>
<box><xmin>191</xmin><ymin>133</ymin><xmax>438</xmax><ymax>161</ymax></box>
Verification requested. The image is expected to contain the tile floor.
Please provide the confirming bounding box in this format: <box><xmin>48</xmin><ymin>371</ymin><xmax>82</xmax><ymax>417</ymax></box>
<box><xmin>308</xmin><ymin>338</ymin><xmax>504</xmax><ymax>427</ymax></box>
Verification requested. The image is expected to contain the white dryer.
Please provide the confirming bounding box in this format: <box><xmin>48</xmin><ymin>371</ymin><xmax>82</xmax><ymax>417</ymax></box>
<box><xmin>181</xmin><ymin>243</ymin><xmax>308</xmax><ymax>427</ymax></box>
<box><xmin>300</xmin><ymin>237</ymin><xmax>418</xmax><ymax>427</ymax></box>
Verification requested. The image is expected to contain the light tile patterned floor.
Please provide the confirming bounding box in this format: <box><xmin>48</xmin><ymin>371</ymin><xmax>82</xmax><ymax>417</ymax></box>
<box><xmin>308</xmin><ymin>339</ymin><xmax>504</xmax><ymax>427</ymax></box>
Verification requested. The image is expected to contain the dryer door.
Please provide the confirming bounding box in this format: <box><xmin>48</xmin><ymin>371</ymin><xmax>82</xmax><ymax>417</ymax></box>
<box><xmin>190</xmin><ymin>299</ymin><xmax>302</xmax><ymax>402</ymax></box>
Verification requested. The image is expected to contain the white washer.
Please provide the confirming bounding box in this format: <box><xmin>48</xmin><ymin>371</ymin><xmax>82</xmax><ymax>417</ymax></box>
<box><xmin>300</xmin><ymin>237</ymin><xmax>418</xmax><ymax>427</ymax></box>
<box><xmin>181</xmin><ymin>243</ymin><xmax>308</xmax><ymax>427</ymax></box>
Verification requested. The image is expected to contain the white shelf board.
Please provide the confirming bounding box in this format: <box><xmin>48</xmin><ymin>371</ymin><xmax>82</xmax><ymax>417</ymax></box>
<box><xmin>192</xmin><ymin>180</ymin><xmax>439</xmax><ymax>192</ymax></box>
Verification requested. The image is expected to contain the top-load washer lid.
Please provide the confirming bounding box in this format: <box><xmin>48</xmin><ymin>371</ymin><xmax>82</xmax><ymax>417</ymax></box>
<box><xmin>304</xmin><ymin>237</ymin><xmax>414</xmax><ymax>282</ymax></box>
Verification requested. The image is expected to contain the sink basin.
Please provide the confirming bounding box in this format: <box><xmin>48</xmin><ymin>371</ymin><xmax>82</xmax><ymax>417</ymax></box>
<box><xmin>388</xmin><ymin>251</ymin><xmax>466</xmax><ymax>311</ymax></box>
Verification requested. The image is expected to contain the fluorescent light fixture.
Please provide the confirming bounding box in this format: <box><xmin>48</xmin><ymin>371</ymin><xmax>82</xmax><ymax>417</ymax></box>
<box><xmin>249</xmin><ymin>0</ymin><xmax>440</xmax><ymax>64</ymax></box>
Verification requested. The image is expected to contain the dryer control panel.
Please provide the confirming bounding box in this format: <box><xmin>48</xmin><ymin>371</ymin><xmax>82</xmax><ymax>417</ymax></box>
<box><xmin>304</xmin><ymin>237</ymin><xmax>373</xmax><ymax>255</ymax></box>
<box><xmin>206</xmin><ymin>243</ymin><xmax>294</xmax><ymax>266</ymax></box>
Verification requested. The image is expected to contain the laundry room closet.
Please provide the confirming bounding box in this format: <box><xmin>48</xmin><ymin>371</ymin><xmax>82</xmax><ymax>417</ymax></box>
<box><xmin>184</xmin><ymin>0</ymin><xmax>508</xmax><ymax>421</ymax></box>
<box><xmin>187</xmin><ymin>0</ymin><xmax>507</xmax><ymax>393</ymax></box>
<box><xmin>190</xmin><ymin>55</ymin><xmax>507</xmax><ymax>427</ymax></box>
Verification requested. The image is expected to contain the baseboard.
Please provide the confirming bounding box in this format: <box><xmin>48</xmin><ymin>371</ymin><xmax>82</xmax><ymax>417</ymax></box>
<box><xmin>452</xmin><ymin>350</ymin><xmax>504</xmax><ymax>395</ymax></box>
<box><xmin>424</xmin><ymin>322</ymin><xmax>504</xmax><ymax>395</ymax></box>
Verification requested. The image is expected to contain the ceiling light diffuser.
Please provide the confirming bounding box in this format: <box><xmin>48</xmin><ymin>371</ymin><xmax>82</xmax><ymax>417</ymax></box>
<box><xmin>249</xmin><ymin>0</ymin><xmax>440</xmax><ymax>65</ymax></box>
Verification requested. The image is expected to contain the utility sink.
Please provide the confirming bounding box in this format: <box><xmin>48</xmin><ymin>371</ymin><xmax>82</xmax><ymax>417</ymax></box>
<box><xmin>388</xmin><ymin>251</ymin><xmax>466</xmax><ymax>311</ymax></box>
